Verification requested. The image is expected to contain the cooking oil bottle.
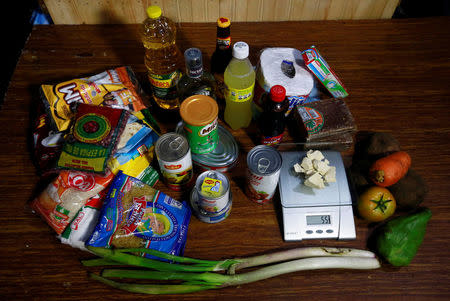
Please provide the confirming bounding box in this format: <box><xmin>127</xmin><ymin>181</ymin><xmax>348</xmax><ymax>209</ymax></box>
<box><xmin>224</xmin><ymin>42</ymin><xmax>256</xmax><ymax>130</ymax></box>
<box><xmin>141</xmin><ymin>5</ymin><xmax>182</xmax><ymax>110</ymax></box>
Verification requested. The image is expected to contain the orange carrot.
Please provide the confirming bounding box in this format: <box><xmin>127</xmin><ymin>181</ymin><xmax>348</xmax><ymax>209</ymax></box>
<box><xmin>369</xmin><ymin>151</ymin><xmax>411</xmax><ymax>187</ymax></box>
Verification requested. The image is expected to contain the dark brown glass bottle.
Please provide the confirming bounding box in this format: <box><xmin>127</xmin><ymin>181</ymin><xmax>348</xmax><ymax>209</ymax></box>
<box><xmin>211</xmin><ymin>17</ymin><xmax>232</xmax><ymax>74</ymax></box>
<box><xmin>260</xmin><ymin>85</ymin><xmax>289</xmax><ymax>147</ymax></box>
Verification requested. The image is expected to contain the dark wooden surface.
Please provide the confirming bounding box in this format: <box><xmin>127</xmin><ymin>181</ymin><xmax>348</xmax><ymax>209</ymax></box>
<box><xmin>1</xmin><ymin>18</ymin><xmax>450</xmax><ymax>300</ymax></box>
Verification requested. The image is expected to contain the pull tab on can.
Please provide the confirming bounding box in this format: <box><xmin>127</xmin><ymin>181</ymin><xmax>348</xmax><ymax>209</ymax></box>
<box><xmin>257</xmin><ymin>157</ymin><xmax>270</xmax><ymax>174</ymax></box>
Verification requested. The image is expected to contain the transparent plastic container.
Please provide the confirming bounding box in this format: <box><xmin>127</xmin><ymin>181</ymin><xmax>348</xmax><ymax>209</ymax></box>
<box><xmin>141</xmin><ymin>5</ymin><xmax>182</xmax><ymax>110</ymax></box>
<box><xmin>224</xmin><ymin>42</ymin><xmax>256</xmax><ymax>130</ymax></box>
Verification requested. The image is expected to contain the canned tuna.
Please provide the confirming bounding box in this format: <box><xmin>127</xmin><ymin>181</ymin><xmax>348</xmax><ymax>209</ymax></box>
<box><xmin>155</xmin><ymin>132</ymin><xmax>194</xmax><ymax>191</ymax></box>
<box><xmin>246</xmin><ymin>145</ymin><xmax>282</xmax><ymax>204</ymax></box>
<box><xmin>190</xmin><ymin>189</ymin><xmax>232</xmax><ymax>224</ymax></box>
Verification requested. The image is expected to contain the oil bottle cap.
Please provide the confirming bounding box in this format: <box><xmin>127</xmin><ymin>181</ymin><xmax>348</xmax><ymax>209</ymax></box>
<box><xmin>147</xmin><ymin>6</ymin><xmax>162</xmax><ymax>19</ymax></box>
<box><xmin>270</xmin><ymin>85</ymin><xmax>286</xmax><ymax>102</ymax></box>
<box><xmin>232</xmin><ymin>42</ymin><xmax>249</xmax><ymax>59</ymax></box>
<box><xmin>217</xmin><ymin>17</ymin><xmax>231</xmax><ymax>28</ymax></box>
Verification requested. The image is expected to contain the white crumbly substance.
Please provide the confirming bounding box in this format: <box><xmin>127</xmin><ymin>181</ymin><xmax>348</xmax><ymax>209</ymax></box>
<box><xmin>294</xmin><ymin>150</ymin><xmax>336</xmax><ymax>189</ymax></box>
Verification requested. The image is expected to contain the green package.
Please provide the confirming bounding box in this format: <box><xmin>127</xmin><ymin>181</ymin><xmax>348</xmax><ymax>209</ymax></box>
<box><xmin>376</xmin><ymin>208</ymin><xmax>432</xmax><ymax>266</ymax></box>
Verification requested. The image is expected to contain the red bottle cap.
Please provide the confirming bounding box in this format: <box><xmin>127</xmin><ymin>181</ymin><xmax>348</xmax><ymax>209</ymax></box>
<box><xmin>270</xmin><ymin>85</ymin><xmax>286</xmax><ymax>102</ymax></box>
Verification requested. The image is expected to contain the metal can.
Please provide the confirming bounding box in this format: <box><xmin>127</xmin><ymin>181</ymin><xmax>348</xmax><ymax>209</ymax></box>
<box><xmin>179</xmin><ymin>95</ymin><xmax>219</xmax><ymax>154</ymax></box>
<box><xmin>190</xmin><ymin>188</ymin><xmax>232</xmax><ymax>224</ymax></box>
<box><xmin>155</xmin><ymin>132</ymin><xmax>194</xmax><ymax>191</ymax></box>
<box><xmin>194</xmin><ymin>170</ymin><xmax>230</xmax><ymax>214</ymax></box>
<box><xmin>176</xmin><ymin>122</ymin><xmax>238</xmax><ymax>172</ymax></box>
<box><xmin>246</xmin><ymin>145</ymin><xmax>282</xmax><ymax>204</ymax></box>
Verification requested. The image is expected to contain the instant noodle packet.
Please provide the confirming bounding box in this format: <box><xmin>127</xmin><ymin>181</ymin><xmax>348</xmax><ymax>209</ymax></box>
<box><xmin>40</xmin><ymin>66</ymin><xmax>147</xmax><ymax>132</ymax></box>
<box><xmin>31</xmin><ymin>170</ymin><xmax>114</xmax><ymax>235</ymax></box>
<box><xmin>87</xmin><ymin>172</ymin><xmax>191</xmax><ymax>257</ymax></box>
<box><xmin>57</xmin><ymin>104</ymin><xmax>129</xmax><ymax>174</ymax></box>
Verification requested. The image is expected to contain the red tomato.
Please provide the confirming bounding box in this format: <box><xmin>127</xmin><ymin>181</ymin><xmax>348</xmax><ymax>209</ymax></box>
<box><xmin>358</xmin><ymin>186</ymin><xmax>396</xmax><ymax>222</ymax></box>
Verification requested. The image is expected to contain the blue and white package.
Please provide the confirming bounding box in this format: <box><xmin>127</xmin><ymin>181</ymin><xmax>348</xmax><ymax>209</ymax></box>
<box><xmin>87</xmin><ymin>171</ymin><xmax>191</xmax><ymax>256</ymax></box>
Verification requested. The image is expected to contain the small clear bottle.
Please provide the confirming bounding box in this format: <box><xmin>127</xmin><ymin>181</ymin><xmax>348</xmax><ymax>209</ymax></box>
<box><xmin>177</xmin><ymin>48</ymin><xmax>217</xmax><ymax>103</ymax></box>
<box><xmin>223</xmin><ymin>42</ymin><xmax>256</xmax><ymax>130</ymax></box>
<box><xmin>141</xmin><ymin>5</ymin><xmax>182</xmax><ymax>110</ymax></box>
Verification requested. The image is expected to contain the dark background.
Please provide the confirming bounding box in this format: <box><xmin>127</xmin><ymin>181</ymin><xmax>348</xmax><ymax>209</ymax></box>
<box><xmin>1</xmin><ymin>0</ymin><xmax>449</xmax><ymax>108</ymax></box>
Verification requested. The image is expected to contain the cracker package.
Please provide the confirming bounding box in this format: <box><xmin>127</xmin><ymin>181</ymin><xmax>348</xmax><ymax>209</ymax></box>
<box><xmin>87</xmin><ymin>172</ymin><xmax>191</xmax><ymax>257</ymax></box>
<box><xmin>31</xmin><ymin>170</ymin><xmax>114</xmax><ymax>235</ymax></box>
<box><xmin>57</xmin><ymin>104</ymin><xmax>129</xmax><ymax>174</ymax></box>
<box><xmin>40</xmin><ymin>66</ymin><xmax>147</xmax><ymax>132</ymax></box>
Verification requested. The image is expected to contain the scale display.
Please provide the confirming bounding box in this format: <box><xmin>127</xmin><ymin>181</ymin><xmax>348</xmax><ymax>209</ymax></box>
<box><xmin>279</xmin><ymin>151</ymin><xmax>356</xmax><ymax>241</ymax></box>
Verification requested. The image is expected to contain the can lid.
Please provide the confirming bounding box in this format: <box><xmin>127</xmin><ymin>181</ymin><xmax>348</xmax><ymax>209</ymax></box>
<box><xmin>195</xmin><ymin>170</ymin><xmax>229</xmax><ymax>199</ymax></box>
<box><xmin>232</xmin><ymin>42</ymin><xmax>249</xmax><ymax>59</ymax></box>
<box><xmin>147</xmin><ymin>6</ymin><xmax>162</xmax><ymax>19</ymax></box>
<box><xmin>180</xmin><ymin>95</ymin><xmax>218</xmax><ymax>126</ymax></box>
<box><xmin>217</xmin><ymin>17</ymin><xmax>231</xmax><ymax>28</ymax></box>
<box><xmin>247</xmin><ymin>145</ymin><xmax>282</xmax><ymax>175</ymax></box>
<box><xmin>155</xmin><ymin>133</ymin><xmax>190</xmax><ymax>162</ymax></box>
<box><xmin>270</xmin><ymin>85</ymin><xmax>286</xmax><ymax>102</ymax></box>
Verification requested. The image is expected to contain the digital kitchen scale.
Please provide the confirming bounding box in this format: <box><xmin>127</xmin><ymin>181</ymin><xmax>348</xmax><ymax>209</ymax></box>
<box><xmin>279</xmin><ymin>151</ymin><xmax>356</xmax><ymax>241</ymax></box>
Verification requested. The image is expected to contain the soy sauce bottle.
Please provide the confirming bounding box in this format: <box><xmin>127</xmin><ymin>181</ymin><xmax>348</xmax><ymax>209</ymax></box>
<box><xmin>259</xmin><ymin>85</ymin><xmax>289</xmax><ymax>146</ymax></box>
<box><xmin>211</xmin><ymin>17</ymin><xmax>232</xmax><ymax>74</ymax></box>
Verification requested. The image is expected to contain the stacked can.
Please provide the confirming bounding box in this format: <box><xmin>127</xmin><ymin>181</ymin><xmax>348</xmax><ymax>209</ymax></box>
<box><xmin>245</xmin><ymin>145</ymin><xmax>282</xmax><ymax>204</ymax></box>
<box><xmin>190</xmin><ymin>170</ymin><xmax>232</xmax><ymax>223</ymax></box>
<box><xmin>155</xmin><ymin>132</ymin><xmax>194</xmax><ymax>191</ymax></box>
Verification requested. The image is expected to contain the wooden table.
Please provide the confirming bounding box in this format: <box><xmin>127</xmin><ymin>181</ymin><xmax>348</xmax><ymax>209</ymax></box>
<box><xmin>1</xmin><ymin>17</ymin><xmax>450</xmax><ymax>300</ymax></box>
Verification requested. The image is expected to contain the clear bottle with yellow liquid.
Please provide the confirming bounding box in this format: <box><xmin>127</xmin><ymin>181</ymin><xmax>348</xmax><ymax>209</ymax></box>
<box><xmin>141</xmin><ymin>6</ymin><xmax>182</xmax><ymax>110</ymax></box>
<box><xmin>224</xmin><ymin>42</ymin><xmax>256</xmax><ymax>130</ymax></box>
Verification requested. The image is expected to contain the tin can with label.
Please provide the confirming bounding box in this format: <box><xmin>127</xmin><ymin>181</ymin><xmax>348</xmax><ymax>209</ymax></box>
<box><xmin>155</xmin><ymin>132</ymin><xmax>194</xmax><ymax>191</ymax></box>
<box><xmin>179</xmin><ymin>95</ymin><xmax>219</xmax><ymax>154</ymax></box>
<box><xmin>246</xmin><ymin>145</ymin><xmax>282</xmax><ymax>204</ymax></box>
<box><xmin>194</xmin><ymin>170</ymin><xmax>230</xmax><ymax>213</ymax></box>
<box><xmin>176</xmin><ymin>122</ymin><xmax>238</xmax><ymax>173</ymax></box>
<box><xmin>190</xmin><ymin>188</ymin><xmax>232</xmax><ymax>223</ymax></box>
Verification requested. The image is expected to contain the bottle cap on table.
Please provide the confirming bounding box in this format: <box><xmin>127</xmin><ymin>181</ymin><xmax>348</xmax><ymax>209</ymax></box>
<box><xmin>147</xmin><ymin>6</ymin><xmax>162</xmax><ymax>19</ymax></box>
<box><xmin>270</xmin><ymin>85</ymin><xmax>286</xmax><ymax>102</ymax></box>
<box><xmin>232</xmin><ymin>42</ymin><xmax>249</xmax><ymax>59</ymax></box>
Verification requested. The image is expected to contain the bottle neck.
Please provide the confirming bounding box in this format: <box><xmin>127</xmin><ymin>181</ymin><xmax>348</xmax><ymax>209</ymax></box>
<box><xmin>187</xmin><ymin>64</ymin><xmax>204</xmax><ymax>78</ymax></box>
<box><xmin>216</xmin><ymin>26</ymin><xmax>231</xmax><ymax>51</ymax></box>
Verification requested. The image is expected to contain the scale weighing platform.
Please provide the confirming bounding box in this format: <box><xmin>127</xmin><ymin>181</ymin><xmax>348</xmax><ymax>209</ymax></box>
<box><xmin>279</xmin><ymin>151</ymin><xmax>356</xmax><ymax>241</ymax></box>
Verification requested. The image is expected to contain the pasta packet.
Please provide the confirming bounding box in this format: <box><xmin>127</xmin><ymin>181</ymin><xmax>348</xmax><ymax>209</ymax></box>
<box><xmin>31</xmin><ymin>170</ymin><xmax>114</xmax><ymax>235</ymax></box>
<box><xmin>57</xmin><ymin>104</ymin><xmax>129</xmax><ymax>174</ymax></box>
<box><xmin>40</xmin><ymin>66</ymin><xmax>147</xmax><ymax>132</ymax></box>
<box><xmin>87</xmin><ymin>171</ymin><xmax>191</xmax><ymax>257</ymax></box>
<box><xmin>108</xmin><ymin>119</ymin><xmax>160</xmax><ymax>187</ymax></box>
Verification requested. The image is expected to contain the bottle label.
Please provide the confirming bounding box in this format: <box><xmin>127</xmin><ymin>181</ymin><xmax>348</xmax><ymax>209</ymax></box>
<box><xmin>261</xmin><ymin>133</ymin><xmax>284</xmax><ymax>146</ymax></box>
<box><xmin>148</xmin><ymin>70</ymin><xmax>181</xmax><ymax>100</ymax></box>
<box><xmin>226</xmin><ymin>83</ymin><xmax>255</xmax><ymax>103</ymax></box>
<box><xmin>217</xmin><ymin>37</ymin><xmax>231</xmax><ymax>50</ymax></box>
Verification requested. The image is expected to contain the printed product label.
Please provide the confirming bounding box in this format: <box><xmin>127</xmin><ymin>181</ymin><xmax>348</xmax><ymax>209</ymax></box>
<box><xmin>261</xmin><ymin>133</ymin><xmax>284</xmax><ymax>146</ymax></box>
<box><xmin>200</xmin><ymin>177</ymin><xmax>223</xmax><ymax>198</ymax></box>
<box><xmin>226</xmin><ymin>83</ymin><xmax>255</xmax><ymax>103</ymax></box>
<box><xmin>184</xmin><ymin>118</ymin><xmax>218</xmax><ymax>154</ymax></box>
<box><xmin>245</xmin><ymin>168</ymin><xmax>281</xmax><ymax>204</ymax></box>
<box><xmin>148</xmin><ymin>71</ymin><xmax>180</xmax><ymax>100</ymax></box>
<box><xmin>297</xmin><ymin>107</ymin><xmax>324</xmax><ymax>134</ymax></box>
<box><xmin>158</xmin><ymin>152</ymin><xmax>194</xmax><ymax>191</ymax></box>
<box><xmin>217</xmin><ymin>37</ymin><xmax>231</xmax><ymax>50</ymax></box>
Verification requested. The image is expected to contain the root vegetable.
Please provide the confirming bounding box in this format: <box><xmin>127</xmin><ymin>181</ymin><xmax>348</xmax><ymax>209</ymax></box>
<box><xmin>369</xmin><ymin>151</ymin><xmax>411</xmax><ymax>187</ymax></box>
